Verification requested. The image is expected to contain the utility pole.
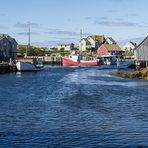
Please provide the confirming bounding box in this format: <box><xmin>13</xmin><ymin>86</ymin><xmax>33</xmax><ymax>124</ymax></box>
<box><xmin>28</xmin><ymin>22</ymin><xmax>30</xmax><ymax>48</ymax></box>
<box><xmin>25</xmin><ymin>22</ymin><xmax>30</xmax><ymax>58</ymax></box>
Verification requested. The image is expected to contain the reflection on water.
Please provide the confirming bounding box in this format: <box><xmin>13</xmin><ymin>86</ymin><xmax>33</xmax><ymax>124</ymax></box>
<box><xmin>0</xmin><ymin>66</ymin><xmax>148</xmax><ymax>147</ymax></box>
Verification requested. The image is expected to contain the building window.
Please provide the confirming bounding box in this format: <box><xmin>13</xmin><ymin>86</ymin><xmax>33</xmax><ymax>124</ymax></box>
<box><xmin>4</xmin><ymin>42</ymin><xmax>7</xmax><ymax>46</ymax></box>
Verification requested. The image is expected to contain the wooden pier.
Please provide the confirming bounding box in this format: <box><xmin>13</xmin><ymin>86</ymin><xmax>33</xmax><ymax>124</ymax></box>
<box><xmin>0</xmin><ymin>64</ymin><xmax>17</xmax><ymax>74</ymax></box>
<box><xmin>44</xmin><ymin>55</ymin><xmax>62</xmax><ymax>65</ymax></box>
<box><xmin>17</xmin><ymin>55</ymin><xmax>62</xmax><ymax>66</ymax></box>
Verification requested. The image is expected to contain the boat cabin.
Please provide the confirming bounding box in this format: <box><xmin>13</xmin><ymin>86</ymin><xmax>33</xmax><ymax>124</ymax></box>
<box><xmin>69</xmin><ymin>54</ymin><xmax>82</xmax><ymax>62</ymax></box>
<box><xmin>97</xmin><ymin>55</ymin><xmax>117</xmax><ymax>65</ymax></box>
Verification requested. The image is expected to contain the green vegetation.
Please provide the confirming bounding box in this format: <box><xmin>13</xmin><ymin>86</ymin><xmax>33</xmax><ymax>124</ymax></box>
<box><xmin>17</xmin><ymin>45</ymin><xmax>72</xmax><ymax>57</ymax></box>
<box><xmin>17</xmin><ymin>45</ymin><xmax>50</xmax><ymax>56</ymax></box>
<box><xmin>51</xmin><ymin>48</ymin><xmax>71</xmax><ymax>56</ymax></box>
<box><xmin>17</xmin><ymin>45</ymin><xmax>98</xmax><ymax>57</ymax></box>
<box><xmin>124</xmin><ymin>50</ymin><xmax>134</xmax><ymax>56</ymax></box>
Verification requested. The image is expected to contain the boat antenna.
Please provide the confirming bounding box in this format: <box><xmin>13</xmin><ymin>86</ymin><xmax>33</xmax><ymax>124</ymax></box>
<box><xmin>80</xmin><ymin>29</ymin><xmax>82</xmax><ymax>40</ymax></box>
<box><xmin>80</xmin><ymin>29</ymin><xmax>82</xmax><ymax>54</ymax></box>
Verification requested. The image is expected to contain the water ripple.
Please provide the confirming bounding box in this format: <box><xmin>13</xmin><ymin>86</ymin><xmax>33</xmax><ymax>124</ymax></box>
<box><xmin>0</xmin><ymin>66</ymin><xmax>148</xmax><ymax>147</ymax></box>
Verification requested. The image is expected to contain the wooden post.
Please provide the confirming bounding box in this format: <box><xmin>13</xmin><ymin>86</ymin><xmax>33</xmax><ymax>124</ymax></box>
<box><xmin>136</xmin><ymin>60</ymin><xmax>140</xmax><ymax>70</ymax></box>
<box><xmin>117</xmin><ymin>57</ymin><xmax>120</xmax><ymax>71</ymax></box>
<box><xmin>146</xmin><ymin>61</ymin><xmax>148</xmax><ymax>68</ymax></box>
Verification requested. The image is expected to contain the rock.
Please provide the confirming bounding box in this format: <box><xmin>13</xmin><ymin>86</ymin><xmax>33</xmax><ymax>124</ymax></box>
<box><xmin>113</xmin><ymin>68</ymin><xmax>148</xmax><ymax>80</ymax></box>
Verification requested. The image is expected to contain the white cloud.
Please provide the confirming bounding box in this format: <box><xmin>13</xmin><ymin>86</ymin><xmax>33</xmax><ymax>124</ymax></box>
<box><xmin>94</xmin><ymin>20</ymin><xmax>137</xmax><ymax>27</ymax></box>
<box><xmin>14</xmin><ymin>22</ymin><xmax>42</xmax><ymax>28</ymax></box>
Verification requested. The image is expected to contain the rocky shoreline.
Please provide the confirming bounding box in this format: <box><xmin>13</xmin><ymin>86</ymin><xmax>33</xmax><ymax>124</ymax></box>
<box><xmin>113</xmin><ymin>68</ymin><xmax>148</xmax><ymax>80</ymax></box>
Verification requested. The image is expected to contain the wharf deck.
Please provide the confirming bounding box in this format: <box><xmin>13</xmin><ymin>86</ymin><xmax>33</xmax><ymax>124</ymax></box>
<box><xmin>0</xmin><ymin>64</ymin><xmax>17</xmax><ymax>74</ymax></box>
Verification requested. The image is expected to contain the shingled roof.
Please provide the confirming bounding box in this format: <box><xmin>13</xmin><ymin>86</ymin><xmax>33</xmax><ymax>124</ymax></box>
<box><xmin>106</xmin><ymin>37</ymin><xmax>116</xmax><ymax>44</ymax></box>
<box><xmin>0</xmin><ymin>34</ymin><xmax>17</xmax><ymax>44</ymax></box>
<box><xmin>81</xmin><ymin>38</ymin><xmax>89</xmax><ymax>42</ymax></box>
<box><xmin>0</xmin><ymin>34</ymin><xmax>5</xmax><ymax>40</ymax></box>
<box><xmin>88</xmin><ymin>35</ymin><xmax>105</xmax><ymax>43</ymax></box>
<box><xmin>103</xmin><ymin>44</ymin><xmax>122</xmax><ymax>51</ymax></box>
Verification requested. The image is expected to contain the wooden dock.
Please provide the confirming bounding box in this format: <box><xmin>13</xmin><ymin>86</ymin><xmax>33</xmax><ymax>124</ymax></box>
<box><xmin>0</xmin><ymin>64</ymin><xmax>17</xmax><ymax>74</ymax></box>
<box><xmin>17</xmin><ymin>56</ymin><xmax>63</xmax><ymax>66</ymax></box>
<box><xmin>44</xmin><ymin>55</ymin><xmax>62</xmax><ymax>65</ymax></box>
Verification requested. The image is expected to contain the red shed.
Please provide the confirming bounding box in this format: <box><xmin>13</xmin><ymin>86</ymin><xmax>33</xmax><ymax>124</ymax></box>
<box><xmin>97</xmin><ymin>44</ymin><xmax>123</xmax><ymax>57</ymax></box>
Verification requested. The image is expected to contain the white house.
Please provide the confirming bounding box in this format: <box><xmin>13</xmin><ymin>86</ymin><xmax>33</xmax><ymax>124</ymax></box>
<box><xmin>122</xmin><ymin>41</ymin><xmax>136</xmax><ymax>52</ymax></box>
<box><xmin>57</xmin><ymin>43</ymin><xmax>74</xmax><ymax>51</ymax></box>
<box><xmin>79</xmin><ymin>35</ymin><xmax>105</xmax><ymax>51</ymax></box>
<box><xmin>105</xmin><ymin>37</ymin><xmax>116</xmax><ymax>44</ymax></box>
<box><xmin>79</xmin><ymin>38</ymin><xmax>91</xmax><ymax>51</ymax></box>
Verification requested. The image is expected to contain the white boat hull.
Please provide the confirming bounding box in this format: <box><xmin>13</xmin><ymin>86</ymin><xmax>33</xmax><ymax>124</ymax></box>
<box><xmin>99</xmin><ymin>61</ymin><xmax>134</xmax><ymax>69</ymax></box>
<box><xmin>16</xmin><ymin>62</ymin><xmax>43</xmax><ymax>71</ymax></box>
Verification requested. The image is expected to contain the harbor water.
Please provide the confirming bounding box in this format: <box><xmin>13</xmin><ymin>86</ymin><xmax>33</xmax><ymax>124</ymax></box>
<box><xmin>0</xmin><ymin>66</ymin><xmax>148</xmax><ymax>147</ymax></box>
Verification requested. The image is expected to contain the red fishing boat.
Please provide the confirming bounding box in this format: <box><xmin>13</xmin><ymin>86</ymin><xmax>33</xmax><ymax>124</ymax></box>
<box><xmin>62</xmin><ymin>54</ymin><xmax>99</xmax><ymax>66</ymax></box>
<box><xmin>62</xmin><ymin>30</ymin><xmax>100</xmax><ymax>66</ymax></box>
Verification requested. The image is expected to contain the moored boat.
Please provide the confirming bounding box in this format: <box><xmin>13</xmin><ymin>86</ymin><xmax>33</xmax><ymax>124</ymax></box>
<box><xmin>98</xmin><ymin>55</ymin><xmax>117</xmax><ymax>65</ymax></box>
<box><xmin>16</xmin><ymin>61</ymin><xmax>44</xmax><ymax>72</ymax></box>
<box><xmin>62</xmin><ymin>54</ymin><xmax>99</xmax><ymax>66</ymax></box>
<box><xmin>16</xmin><ymin>23</ymin><xmax>44</xmax><ymax>72</ymax></box>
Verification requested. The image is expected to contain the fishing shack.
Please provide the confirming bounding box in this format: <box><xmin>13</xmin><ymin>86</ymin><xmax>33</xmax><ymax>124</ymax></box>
<box><xmin>134</xmin><ymin>36</ymin><xmax>148</xmax><ymax>68</ymax></box>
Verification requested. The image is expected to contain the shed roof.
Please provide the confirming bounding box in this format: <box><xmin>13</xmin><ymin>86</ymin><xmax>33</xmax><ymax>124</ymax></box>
<box><xmin>103</xmin><ymin>44</ymin><xmax>122</xmax><ymax>51</ymax></box>
<box><xmin>135</xmin><ymin>36</ymin><xmax>148</xmax><ymax>50</ymax></box>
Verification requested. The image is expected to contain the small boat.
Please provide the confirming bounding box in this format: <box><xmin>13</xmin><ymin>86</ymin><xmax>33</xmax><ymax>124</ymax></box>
<box><xmin>98</xmin><ymin>60</ymin><xmax>134</xmax><ymax>69</ymax></box>
<box><xmin>97</xmin><ymin>55</ymin><xmax>117</xmax><ymax>65</ymax></box>
<box><xmin>34</xmin><ymin>61</ymin><xmax>44</xmax><ymax>68</ymax></box>
<box><xmin>16</xmin><ymin>61</ymin><xmax>44</xmax><ymax>72</ymax></box>
<box><xmin>16</xmin><ymin>23</ymin><xmax>44</xmax><ymax>72</ymax></box>
<box><xmin>62</xmin><ymin>54</ymin><xmax>99</xmax><ymax>66</ymax></box>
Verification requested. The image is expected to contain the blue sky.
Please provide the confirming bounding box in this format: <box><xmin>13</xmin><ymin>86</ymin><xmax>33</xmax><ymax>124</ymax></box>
<box><xmin>0</xmin><ymin>0</ymin><xmax>148</xmax><ymax>48</ymax></box>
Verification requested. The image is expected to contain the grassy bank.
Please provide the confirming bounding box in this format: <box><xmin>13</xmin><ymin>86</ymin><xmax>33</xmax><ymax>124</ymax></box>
<box><xmin>113</xmin><ymin>68</ymin><xmax>148</xmax><ymax>80</ymax></box>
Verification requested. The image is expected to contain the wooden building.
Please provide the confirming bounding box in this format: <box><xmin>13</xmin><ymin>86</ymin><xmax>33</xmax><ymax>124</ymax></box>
<box><xmin>57</xmin><ymin>43</ymin><xmax>74</xmax><ymax>51</ymax></box>
<box><xmin>0</xmin><ymin>34</ymin><xmax>17</xmax><ymax>62</ymax></box>
<box><xmin>97</xmin><ymin>44</ymin><xmax>123</xmax><ymax>57</ymax></box>
<box><xmin>134</xmin><ymin>36</ymin><xmax>148</xmax><ymax>67</ymax></box>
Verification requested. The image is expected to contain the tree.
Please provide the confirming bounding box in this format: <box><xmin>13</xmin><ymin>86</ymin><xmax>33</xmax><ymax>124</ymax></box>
<box><xmin>17</xmin><ymin>45</ymin><xmax>50</xmax><ymax>56</ymax></box>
